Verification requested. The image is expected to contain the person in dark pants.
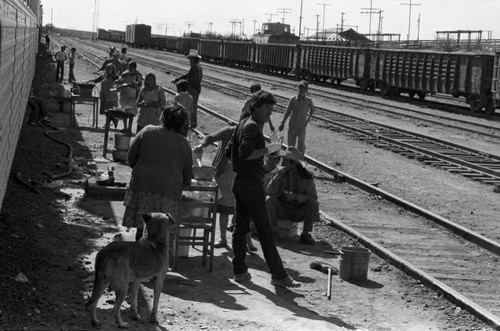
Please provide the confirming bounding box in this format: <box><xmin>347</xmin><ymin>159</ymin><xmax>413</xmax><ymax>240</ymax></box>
<box><xmin>68</xmin><ymin>47</ymin><xmax>76</xmax><ymax>83</ymax></box>
<box><xmin>54</xmin><ymin>46</ymin><xmax>67</xmax><ymax>83</ymax></box>
<box><xmin>229</xmin><ymin>90</ymin><xmax>300</xmax><ymax>288</ymax></box>
<box><xmin>27</xmin><ymin>92</ymin><xmax>49</xmax><ymax>125</ymax></box>
<box><xmin>172</xmin><ymin>49</ymin><xmax>202</xmax><ymax>128</ymax></box>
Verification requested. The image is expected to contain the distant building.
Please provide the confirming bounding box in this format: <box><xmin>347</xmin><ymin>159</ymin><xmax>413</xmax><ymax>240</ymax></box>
<box><xmin>252</xmin><ymin>22</ymin><xmax>299</xmax><ymax>44</ymax></box>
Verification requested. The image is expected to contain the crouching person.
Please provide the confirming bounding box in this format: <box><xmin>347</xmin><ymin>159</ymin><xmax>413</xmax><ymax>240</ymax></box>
<box><xmin>265</xmin><ymin>146</ymin><xmax>319</xmax><ymax>245</ymax></box>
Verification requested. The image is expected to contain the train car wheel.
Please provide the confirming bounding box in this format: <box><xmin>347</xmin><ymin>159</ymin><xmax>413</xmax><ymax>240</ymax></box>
<box><xmin>408</xmin><ymin>91</ymin><xmax>416</xmax><ymax>99</ymax></box>
<box><xmin>417</xmin><ymin>92</ymin><xmax>426</xmax><ymax>101</ymax></box>
<box><xmin>469</xmin><ymin>96</ymin><xmax>481</xmax><ymax>112</ymax></box>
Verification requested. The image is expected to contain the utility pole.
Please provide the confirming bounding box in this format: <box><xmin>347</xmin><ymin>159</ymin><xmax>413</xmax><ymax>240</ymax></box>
<box><xmin>265</xmin><ymin>13</ymin><xmax>276</xmax><ymax>23</ymax></box>
<box><xmin>315</xmin><ymin>14</ymin><xmax>320</xmax><ymax>41</ymax></box>
<box><xmin>401</xmin><ymin>0</ymin><xmax>421</xmax><ymax>42</ymax></box>
<box><xmin>184</xmin><ymin>21</ymin><xmax>194</xmax><ymax>36</ymax></box>
<box><xmin>361</xmin><ymin>4</ymin><xmax>381</xmax><ymax>37</ymax></box>
<box><xmin>253</xmin><ymin>20</ymin><xmax>257</xmax><ymax>35</ymax></box>
<box><xmin>417</xmin><ymin>13</ymin><xmax>421</xmax><ymax>41</ymax></box>
<box><xmin>155</xmin><ymin>23</ymin><xmax>163</xmax><ymax>35</ymax></box>
<box><xmin>229</xmin><ymin>19</ymin><xmax>238</xmax><ymax>37</ymax></box>
<box><xmin>92</xmin><ymin>0</ymin><xmax>99</xmax><ymax>40</ymax></box>
<box><xmin>340</xmin><ymin>12</ymin><xmax>345</xmax><ymax>32</ymax></box>
<box><xmin>164</xmin><ymin>23</ymin><xmax>168</xmax><ymax>36</ymax></box>
<box><xmin>317</xmin><ymin>3</ymin><xmax>331</xmax><ymax>41</ymax></box>
<box><xmin>206</xmin><ymin>22</ymin><xmax>213</xmax><ymax>34</ymax></box>
<box><xmin>276</xmin><ymin>8</ymin><xmax>292</xmax><ymax>24</ymax></box>
<box><xmin>298</xmin><ymin>0</ymin><xmax>303</xmax><ymax>39</ymax></box>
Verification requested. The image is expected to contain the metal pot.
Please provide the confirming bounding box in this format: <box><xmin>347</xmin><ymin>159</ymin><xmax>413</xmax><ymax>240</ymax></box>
<box><xmin>192</xmin><ymin>166</ymin><xmax>215</xmax><ymax>181</ymax></box>
<box><xmin>114</xmin><ymin>134</ymin><xmax>131</xmax><ymax>151</ymax></box>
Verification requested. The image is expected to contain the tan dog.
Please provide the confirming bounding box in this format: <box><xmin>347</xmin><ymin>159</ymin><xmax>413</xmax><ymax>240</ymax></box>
<box><xmin>86</xmin><ymin>212</ymin><xmax>174</xmax><ymax>328</ymax></box>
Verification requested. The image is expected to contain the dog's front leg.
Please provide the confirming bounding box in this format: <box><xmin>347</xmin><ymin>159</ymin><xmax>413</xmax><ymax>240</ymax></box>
<box><xmin>129</xmin><ymin>281</ymin><xmax>141</xmax><ymax>321</ymax></box>
<box><xmin>149</xmin><ymin>275</ymin><xmax>165</xmax><ymax>324</ymax></box>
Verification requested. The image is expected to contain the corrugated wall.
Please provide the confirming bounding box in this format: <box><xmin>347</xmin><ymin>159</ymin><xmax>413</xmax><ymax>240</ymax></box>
<box><xmin>0</xmin><ymin>0</ymin><xmax>40</xmax><ymax>212</ymax></box>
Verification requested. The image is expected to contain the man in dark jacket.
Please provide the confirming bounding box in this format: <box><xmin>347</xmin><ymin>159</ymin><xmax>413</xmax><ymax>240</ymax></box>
<box><xmin>229</xmin><ymin>90</ymin><xmax>300</xmax><ymax>288</ymax></box>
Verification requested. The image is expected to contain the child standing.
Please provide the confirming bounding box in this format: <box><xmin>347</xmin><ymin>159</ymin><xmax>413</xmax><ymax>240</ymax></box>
<box><xmin>173</xmin><ymin>79</ymin><xmax>194</xmax><ymax>127</ymax></box>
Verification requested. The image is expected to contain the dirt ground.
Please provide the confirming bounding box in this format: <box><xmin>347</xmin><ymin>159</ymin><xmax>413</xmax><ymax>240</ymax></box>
<box><xmin>0</xmin><ymin>48</ymin><xmax>492</xmax><ymax>331</ymax></box>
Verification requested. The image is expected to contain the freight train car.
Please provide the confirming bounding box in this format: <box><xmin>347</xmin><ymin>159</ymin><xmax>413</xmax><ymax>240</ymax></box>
<box><xmin>126</xmin><ymin>24</ymin><xmax>151</xmax><ymax>48</ymax></box>
<box><xmin>176</xmin><ymin>37</ymin><xmax>200</xmax><ymax>55</ymax></box>
<box><xmin>0</xmin><ymin>0</ymin><xmax>42</xmax><ymax>211</ymax></box>
<box><xmin>254</xmin><ymin>43</ymin><xmax>297</xmax><ymax>75</ymax></box>
<box><xmin>298</xmin><ymin>45</ymin><xmax>368</xmax><ymax>85</ymax></box>
<box><xmin>222</xmin><ymin>40</ymin><xmax>254</xmax><ymax>68</ymax></box>
<box><xmin>368</xmin><ymin>49</ymin><xmax>498</xmax><ymax>113</ymax></box>
<box><xmin>199</xmin><ymin>39</ymin><xmax>222</xmax><ymax>63</ymax></box>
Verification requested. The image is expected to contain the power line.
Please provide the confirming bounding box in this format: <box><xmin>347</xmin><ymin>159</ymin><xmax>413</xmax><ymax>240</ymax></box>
<box><xmin>317</xmin><ymin>3</ymin><xmax>331</xmax><ymax>41</ymax></box>
<box><xmin>276</xmin><ymin>8</ymin><xmax>292</xmax><ymax>24</ymax></box>
<box><xmin>401</xmin><ymin>0</ymin><xmax>421</xmax><ymax>42</ymax></box>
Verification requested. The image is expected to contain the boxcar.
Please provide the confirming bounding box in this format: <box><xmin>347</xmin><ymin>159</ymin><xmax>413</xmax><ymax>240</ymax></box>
<box><xmin>150</xmin><ymin>35</ymin><xmax>168</xmax><ymax>50</ymax></box>
<box><xmin>125</xmin><ymin>24</ymin><xmax>151</xmax><ymax>48</ymax></box>
<box><xmin>254</xmin><ymin>43</ymin><xmax>297</xmax><ymax>75</ymax></box>
<box><xmin>222</xmin><ymin>41</ymin><xmax>254</xmax><ymax>68</ymax></box>
<box><xmin>176</xmin><ymin>37</ymin><xmax>200</xmax><ymax>55</ymax></box>
<box><xmin>298</xmin><ymin>45</ymin><xmax>369</xmax><ymax>85</ymax></box>
<box><xmin>165</xmin><ymin>36</ymin><xmax>178</xmax><ymax>52</ymax></box>
<box><xmin>199</xmin><ymin>39</ymin><xmax>223</xmax><ymax>63</ymax></box>
<box><xmin>369</xmin><ymin>48</ymin><xmax>496</xmax><ymax>113</ymax></box>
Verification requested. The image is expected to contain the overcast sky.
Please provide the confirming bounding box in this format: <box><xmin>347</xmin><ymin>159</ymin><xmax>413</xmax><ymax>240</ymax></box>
<box><xmin>41</xmin><ymin>0</ymin><xmax>500</xmax><ymax>41</ymax></box>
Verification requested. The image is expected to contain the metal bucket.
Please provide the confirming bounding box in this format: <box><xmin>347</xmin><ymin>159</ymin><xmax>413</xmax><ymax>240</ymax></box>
<box><xmin>339</xmin><ymin>246</ymin><xmax>370</xmax><ymax>281</ymax></box>
<box><xmin>114</xmin><ymin>133</ymin><xmax>131</xmax><ymax>151</ymax></box>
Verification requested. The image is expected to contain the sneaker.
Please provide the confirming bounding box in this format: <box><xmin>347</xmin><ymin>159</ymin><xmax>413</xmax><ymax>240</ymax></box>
<box><xmin>214</xmin><ymin>239</ymin><xmax>227</xmax><ymax>248</ymax></box>
<box><xmin>299</xmin><ymin>232</ymin><xmax>315</xmax><ymax>245</ymax></box>
<box><xmin>271</xmin><ymin>275</ymin><xmax>301</xmax><ymax>288</ymax></box>
<box><xmin>234</xmin><ymin>272</ymin><xmax>252</xmax><ymax>283</ymax></box>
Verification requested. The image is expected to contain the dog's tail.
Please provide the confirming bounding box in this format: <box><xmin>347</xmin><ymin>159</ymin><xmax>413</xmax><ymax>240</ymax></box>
<box><xmin>85</xmin><ymin>250</ymin><xmax>108</xmax><ymax>310</ymax></box>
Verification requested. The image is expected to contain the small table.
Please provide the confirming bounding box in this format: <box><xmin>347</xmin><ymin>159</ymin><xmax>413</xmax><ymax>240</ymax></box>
<box><xmin>102</xmin><ymin>109</ymin><xmax>136</xmax><ymax>158</ymax></box>
<box><xmin>70</xmin><ymin>93</ymin><xmax>99</xmax><ymax>127</ymax></box>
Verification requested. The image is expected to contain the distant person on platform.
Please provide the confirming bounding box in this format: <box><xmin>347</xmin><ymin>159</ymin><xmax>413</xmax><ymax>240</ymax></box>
<box><xmin>67</xmin><ymin>47</ymin><xmax>77</xmax><ymax>83</ymax></box>
<box><xmin>240</xmin><ymin>82</ymin><xmax>275</xmax><ymax>132</ymax></box>
<box><xmin>228</xmin><ymin>90</ymin><xmax>300</xmax><ymax>288</ymax></box>
<box><xmin>44</xmin><ymin>34</ymin><xmax>50</xmax><ymax>51</ymax></box>
<box><xmin>54</xmin><ymin>46</ymin><xmax>67</xmax><ymax>83</ymax></box>
<box><xmin>173</xmin><ymin>79</ymin><xmax>194</xmax><ymax>128</ymax></box>
<box><xmin>278</xmin><ymin>80</ymin><xmax>315</xmax><ymax>154</ymax></box>
<box><xmin>265</xmin><ymin>146</ymin><xmax>319</xmax><ymax>245</ymax></box>
<box><xmin>172</xmin><ymin>49</ymin><xmax>202</xmax><ymax>128</ymax></box>
<box><xmin>136</xmin><ymin>73</ymin><xmax>167</xmax><ymax>133</ymax></box>
<box><xmin>95</xmin><ymin>49</ymin><xmax>123</xmax><ymax>75</ymax></box>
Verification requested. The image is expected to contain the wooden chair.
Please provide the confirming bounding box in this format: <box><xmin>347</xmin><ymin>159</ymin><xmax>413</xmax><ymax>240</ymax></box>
<box><xmin>174</xmin><ymin>182</ymin><xmax>218</xmax><ymax>272</ymax></box>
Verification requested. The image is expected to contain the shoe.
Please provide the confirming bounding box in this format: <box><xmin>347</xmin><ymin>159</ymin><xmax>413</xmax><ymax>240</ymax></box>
<box><xmin>214</xmin><ymin>239</ymin><xmax>227</xmax><ymax>248</ymax></box>
<box><xmin>271</xmin><ymin>275</ymin><xmax>301</xmax><ymax>288</ymax></box>
<box><xmin>234</xmin><ymin>272</ymin><xmax>252</xmax><ymax>283</ymax></box>
<box><xmin>299</xmin><ymin>232</ymin><xmax>315</xmax><ymax>245</ymax></box>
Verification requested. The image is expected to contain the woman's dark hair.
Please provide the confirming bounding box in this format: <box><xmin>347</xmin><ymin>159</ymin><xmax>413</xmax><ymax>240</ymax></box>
<box><xmin>145</xmin><ymin>73</ymin><xmax>156</xmax><ymax>84</ymax></box>
<box><xmin>128</xmin><ymin>61</ymin><xmax>137</xmax><ymax>70</ymax></box>
<box><xmin>160</xmin><ymin>102</ymin><xmax>188</xmax><ymax>135</ymax></box>
<box><xmin>176</xmin><ymin>79</ymin><xmax>189</xmax><ymax>92</ymax></box>
<box><xmin>249</xmin><ymin>90</ymin><xmax>276</xmax><ymax>113</ymax></box>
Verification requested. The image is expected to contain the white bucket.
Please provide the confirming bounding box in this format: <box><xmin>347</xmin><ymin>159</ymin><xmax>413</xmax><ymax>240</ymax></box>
<box><xmin>176</xmin><ymin>228</ymin><xmax>193</xmax><ymax>257</ymax></box>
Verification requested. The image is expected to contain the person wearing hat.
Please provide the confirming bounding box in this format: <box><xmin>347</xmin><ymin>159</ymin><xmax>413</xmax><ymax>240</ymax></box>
<box><xmin>278</xmin><ymin>80</ymin><xmax>315</xmax><ymax>154</ymax></box>
<box><xmin>265</xmin><ymin>146</ymin><xmax>319</xmax><ymax>245</ymax></box>
<box><xmin>95</xmin><ymin>50</ymin><xmax>123</xmax><ymax>75</ymax></box>
<box><xmin>171</xmin><ymin>49</ymin><xmax>203</xmax><ymax>128</ymax></box>
<box><xmin>228</xmin><ymin>90</ymin><xmax>300</xmax><ymax>288</ymax></box>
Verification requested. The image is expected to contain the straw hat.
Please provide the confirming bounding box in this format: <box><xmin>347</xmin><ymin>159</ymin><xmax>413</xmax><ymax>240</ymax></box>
<box><xmin>186</xmin><ymin>49</ymin><xmax>202</xmax><ymax>59</ymax></box>
<box><xmin>280</xmin><ymin>146</ymin><xmax>304</xmax><ymax>165</ymax></box>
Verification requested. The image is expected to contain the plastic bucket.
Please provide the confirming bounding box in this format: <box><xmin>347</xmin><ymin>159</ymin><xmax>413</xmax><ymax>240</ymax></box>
<box><xmin>339</xmin><ymin>246</ymin><xmax>370</xmax><ymax>281</ymax></box>
<box><xmin>176</xmin><ymin>228</ymin><xmax>193</xmax><ymax>257</ymax></box>
<box><xmin>114</xmin><ymin>134</ymin><xmax>131</xmax><ymax>151</ymax></box>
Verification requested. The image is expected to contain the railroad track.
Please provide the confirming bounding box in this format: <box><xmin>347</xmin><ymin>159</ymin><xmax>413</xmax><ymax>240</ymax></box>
<box><xmin>68</xmin><ymin>38</ymin><xmax>500</xmax><ymax>329</ymax></box>
<box><xmin>73</xmin><ymin>39</ymin><xmax>500</xmax><ymax>186</ymax></box>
